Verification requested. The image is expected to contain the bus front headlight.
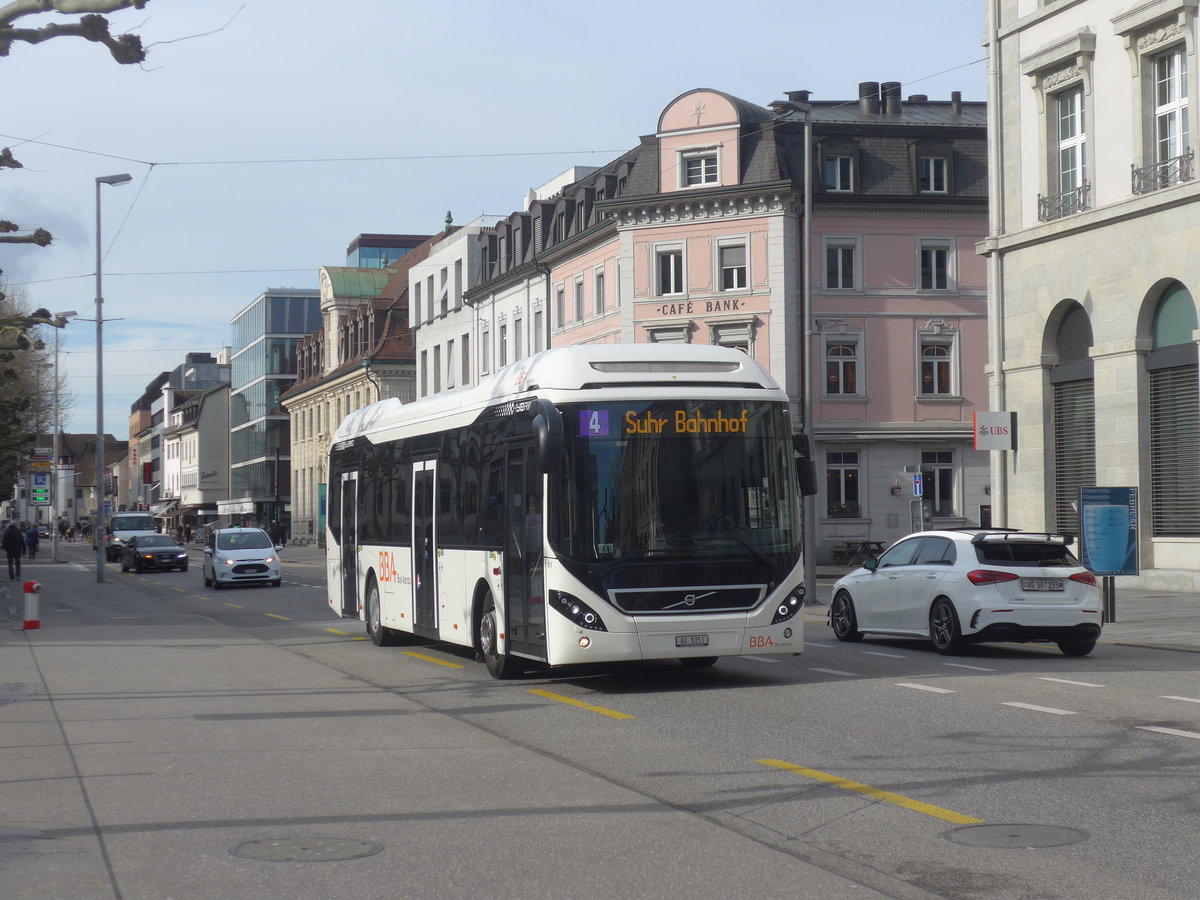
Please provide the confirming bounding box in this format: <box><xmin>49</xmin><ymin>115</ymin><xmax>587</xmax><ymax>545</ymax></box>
<box><xmin>549</xmin><ymin>590</ymin><xmax>608</xmax><ymax>632</ymax></box>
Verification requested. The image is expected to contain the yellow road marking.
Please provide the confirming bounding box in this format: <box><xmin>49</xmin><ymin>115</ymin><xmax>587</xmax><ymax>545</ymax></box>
<box><xmin>173</xmin><ymin>587</ymin><xmax>187</xmax><ymax>593</ymax></box>
<box><xmin>402</xmin><ymin>650</ymin><xmax>465</xmax><ymax>669</ymax></box>
<box><xmin>351</xmin><ymin>636</ymin><xmax>368</xmax><ymax>640</ymax></box>
<box><xmin>757</xmin><ymin>759</ymin><xmax>982</xmax><ymax>825</ymax></box>
<box><xmin>224</xmin><ymin>602</ymin><xmax>243</xmax><ymax>608</ymax></box>
<box><xmin>527</xmin><ymin>688</ymin><xmax>634</xmax><ymax>720</ymax></box>
<box><xmin>324</xmin><ymin>627</ymin><xmax>349</xmax><ymax>636</ymax></box>
<box><xmin>264</xmin><ymin>613</ymin><xmax>290</xmax><ymax>621</ymax></box>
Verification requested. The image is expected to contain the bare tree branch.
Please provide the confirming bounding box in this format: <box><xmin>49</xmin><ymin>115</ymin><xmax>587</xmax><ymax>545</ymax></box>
<box><xmin>0</xmin><ymin>0</ymin><xmax>149</xmax><ymax>62</ymax></box>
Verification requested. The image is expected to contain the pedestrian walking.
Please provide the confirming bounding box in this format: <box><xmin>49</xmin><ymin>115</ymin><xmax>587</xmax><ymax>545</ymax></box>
<box><xmin>25</xmin><ymin>525</ymin><xmax>40</xmax><ymax>560</ymax></box>
<box><xmin>3</xmin><ymin>522</ymin><xmax>26</xmax><ymax>581</ymax></box>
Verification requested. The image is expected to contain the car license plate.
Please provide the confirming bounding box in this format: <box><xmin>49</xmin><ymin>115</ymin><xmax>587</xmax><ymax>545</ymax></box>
<box><xmin>1020</xmin><ymin>578</ymin><xmax>1063</xmax><ymax>591</ymax></box>
<box><xmin>675</xmin><ymin>634</ymin><xmax>709</xmax><ymax>648</ymax></box>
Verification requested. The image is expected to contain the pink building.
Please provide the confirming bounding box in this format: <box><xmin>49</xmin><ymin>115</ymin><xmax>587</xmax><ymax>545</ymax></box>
<box><xmin>459</xmin><ymin>82</ymin><xmax>988</xmax><ymax>561</ymax></box>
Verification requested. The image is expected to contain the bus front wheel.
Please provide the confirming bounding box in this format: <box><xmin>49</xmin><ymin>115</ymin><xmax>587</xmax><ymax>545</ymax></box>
<box><xmin>366</xmin><ymin>577</ymin><xmax>399</xmax><ymax>647</ymax></box>
<box><xmin>478</xmin><ymin>593</ymin><xmax>523</xmax><ymax>679</ymax></box>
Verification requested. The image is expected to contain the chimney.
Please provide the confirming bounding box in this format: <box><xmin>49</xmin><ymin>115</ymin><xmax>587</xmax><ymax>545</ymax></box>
<box><xmin>787</xmin><ymin>90</ymin><xmax>812</xmax><ymax>103</ymax></box>
<box><xmin>908</xmin><ymin>94</ymin><xmax>928</xmax><ymax>103</ymax></box>
<box><xmin>858</xmin><ymin>81</ymin><xmax>880</xmax><ymax>115</ymax></box>
<box><xmin>951</xmin><ymin>91</ymin><xmax>962</xmax><ymax>115</ymax></box>
<box><xmin>882</xmin><ymin>81</ymin><xmax>902</xmax><ymax>115</ymax></box>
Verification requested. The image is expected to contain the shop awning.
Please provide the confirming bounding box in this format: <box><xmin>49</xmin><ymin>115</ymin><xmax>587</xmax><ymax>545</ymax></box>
<box><xmin>150</xmin><ymin>500</ymin><xmax>179</xmax><ymax>517</ymax></box>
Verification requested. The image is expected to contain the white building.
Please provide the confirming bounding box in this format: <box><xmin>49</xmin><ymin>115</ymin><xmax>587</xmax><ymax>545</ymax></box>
<box><xmin>982</xmin><ymin>0</ymin><xmax>1200</xmax><ymax>589</ymax></box>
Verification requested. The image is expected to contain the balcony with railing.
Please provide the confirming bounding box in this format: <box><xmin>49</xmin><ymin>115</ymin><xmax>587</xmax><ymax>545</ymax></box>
<box><xmin>1038</xmin><ymin>183</ymin><xmax>1091</xmax><ymax>221</ymax></box>
<box><xmin>1131</xmin><ymin>149</ymin><xmax>1194</xmax><ymax>195</ymax></box>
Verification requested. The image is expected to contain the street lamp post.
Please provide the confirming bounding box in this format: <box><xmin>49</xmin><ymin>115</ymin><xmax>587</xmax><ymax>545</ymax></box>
<box><xmin>51</xmin><ymin>310</ymin><xmax>78</xmax><ymax>563</ymax></box>
<box><xmin>94</xmin><ymin>173</ymin><xmax>132</xmax><ymax>583</ymax></box>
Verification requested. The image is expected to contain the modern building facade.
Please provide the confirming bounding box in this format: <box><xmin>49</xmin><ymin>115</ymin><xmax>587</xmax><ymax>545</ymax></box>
<box><xmin>221</xmin><ymin>289</ymin><xmax>322</xmax><ymax>530</ymax></box>
<box><xmin>982</xmin><ymin>0</ymin><xmax>1200</xmax><ymax>589</ymax></box>
<box><xmin>346</xmin><ymin>233</ymin><xmax>431</xmax><ymax>269</ymax></box>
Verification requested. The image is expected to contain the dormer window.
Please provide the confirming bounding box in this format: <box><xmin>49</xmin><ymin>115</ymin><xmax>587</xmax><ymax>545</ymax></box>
<box><xmin>919</xmin><ymin>156</ymin><xmax>948</xmax><ymax>193</ymax></box>
<box><xmin>681</xmin><ymin>148</ymin><xmax>720</xmax><ymax>187</ymax></box>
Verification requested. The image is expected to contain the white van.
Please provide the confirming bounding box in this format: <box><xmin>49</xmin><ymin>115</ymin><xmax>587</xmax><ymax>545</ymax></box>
<box><xmin>102</xmin><ymin>512</ymin><xmax>158</xmax><ymax>561</ymax></box>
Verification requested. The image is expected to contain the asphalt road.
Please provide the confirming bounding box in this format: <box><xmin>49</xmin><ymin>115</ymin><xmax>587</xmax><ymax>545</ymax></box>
<box><xmin>4</xmin><ymin>543</ymin><xmax>1199</xmax><ymax>899</ymax></box>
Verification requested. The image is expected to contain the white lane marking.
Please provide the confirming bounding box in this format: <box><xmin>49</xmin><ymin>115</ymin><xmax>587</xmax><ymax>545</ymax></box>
<box><xmin>896</xmin><ymin>682</ymin><xmax>956</xmax><ymax>694</ymax></box>
<box><xmin>1161</xmin><ymin>695</ymin><xmax>1200</xmax><ymax>705</ymax></box>
<box><xmin>1037</xmin><ymin>677</ymin><xmax>1104</xmax><ymax>688</ymax></box>
<box><xmin>1139</xmin><ymin>726</ymin><xmax>1200</xmax><ymax>740</ymax></box>
<box><xmin>742</xmin><ymin>656</ymin><xmax>781</xmax><ymax>664</ymax></box>
<box><xmin>941</xmin><ymin>662</ymin><xmax>996</xmax><ymax>672</ymax></box>
<box><xmin>804</xmin><ymin>641</ymin><xmax>834</xmax><ymax>647</ymax></box>
<box><xmin>863</xmin><ymin>651</ymin><xmax>909</xmax><ymax>658</ymax></box>
<box><xmin>811</xmin><ymin>667</ymin><xmax>857</xmax><ymax>677</ymax></box>
<box><xmin>1002</xmin><ymin>702</ymin><xmax>1077</xmax><ymax>716</ymax></box>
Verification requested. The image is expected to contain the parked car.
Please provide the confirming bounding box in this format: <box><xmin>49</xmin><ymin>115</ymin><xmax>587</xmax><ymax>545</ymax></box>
<box><xmin>202</xmin><ymin>527</ymin><xmax>281</xmax><ymax>590</ymax></box>
<box><xmin>120</xmin><ymin>534</ymin><xmax>190</xmax><ymax>573</ymax></box>
<box><xmin>830</xmin><ymin>529</ymin><xmax>1102</xmax><ymax>656</ymax></box>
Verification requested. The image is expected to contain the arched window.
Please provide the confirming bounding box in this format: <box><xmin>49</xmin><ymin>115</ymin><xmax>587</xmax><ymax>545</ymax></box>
<box><xmin>1147</xmin><ymin>282</ymin><xmax>1199</xmax><ymax>536</ymax></box>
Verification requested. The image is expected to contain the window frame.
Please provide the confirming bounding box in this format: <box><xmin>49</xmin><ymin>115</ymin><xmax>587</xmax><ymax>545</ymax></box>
<box><xmin>918</xmin><ymin>156</ymin><xmax>948</xmax><ymax>193</ymax></box>
<box><xmin>824</xmin><ymin>155</ymin><xmax>853</xmax><ymax>192</ymax></box>
<box><xmin>917</xmin><ymin>335</ymin><xmax>958</xmax><ymax>398</ymax></box>
<box><xmin>655</xmin><ymin>244</ymin><xmax>686</xmax><ymax>296</ymax></box>
<box><xmin>825</xmin><ymin>450</ymin><xmax>862</xmax><ymax>518</ymax></box>
<box><xmin>823</xmin><ymin>236</ymin><xmax>859</xmax><ymax>291</ymax></box>
<box><xmin>680</xmin><ymin>147</ymin><xmax>721</xmax><ymax>188</ymax></box>
<box><xmin>921</xmin><ymin>450</ymin><xmax>956</xmax><ymax>517</ymax></box>
<box><xmin>918</xmin><ymin>239</ymin><xmax>952</xmax><ymax>292</ymax></box>
<box><xmin>717</xmin><ymin>240</ymin><xmax>748</xmax><ymax>292</ymax></box>
<box><xmin>823</xmin><ymin>334</ymin><xmax>862</xmax><ymax>398</ymax></box>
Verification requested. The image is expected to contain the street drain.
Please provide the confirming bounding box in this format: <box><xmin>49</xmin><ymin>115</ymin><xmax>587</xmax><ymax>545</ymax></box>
<box><xmin>944</xmin><ymin>824</ymin><xmax>1088</xmax><ymax>849</ymax></box>
<box><xmin>230</xmin><ymin>838</ymin><xmax>383</xmax><ymax>862</ymax></box>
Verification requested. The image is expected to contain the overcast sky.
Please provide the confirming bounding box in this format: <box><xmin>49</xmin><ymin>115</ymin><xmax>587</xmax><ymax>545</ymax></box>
<box><xmin>2</xmin><ymin>0</ymin><xmax>988</xmax><ymax>436</ymax></box>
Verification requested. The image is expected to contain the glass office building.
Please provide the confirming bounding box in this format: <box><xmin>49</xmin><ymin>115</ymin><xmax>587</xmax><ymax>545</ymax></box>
<box><xmin>225</xmin><ymin>289</ymin><xmax>321</xmax><ymax>531</ymax></box>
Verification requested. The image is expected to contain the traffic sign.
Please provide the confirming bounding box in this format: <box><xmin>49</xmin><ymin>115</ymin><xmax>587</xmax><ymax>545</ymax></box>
<box><xmin>31</xmin><ymin>472</ymin><xmax>50</xmax><ymax>505</ymax></box>
<box><xmin>913</xmin><ymin>473</ymin><xmax>924</xmax><ymax>497</ymax></box>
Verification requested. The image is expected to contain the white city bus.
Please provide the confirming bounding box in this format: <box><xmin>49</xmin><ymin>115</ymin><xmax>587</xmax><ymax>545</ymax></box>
<box><xmin>326</xmin><ymin>344</ymin><xmax>806</xmax><ymax>678</ymax></box>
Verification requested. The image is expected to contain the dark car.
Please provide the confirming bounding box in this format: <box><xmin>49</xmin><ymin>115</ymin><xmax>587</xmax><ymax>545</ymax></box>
<box><xmin>119</xmin><ymin>534</ymin><xmax>190</xmax><ymax>573</ymax></box>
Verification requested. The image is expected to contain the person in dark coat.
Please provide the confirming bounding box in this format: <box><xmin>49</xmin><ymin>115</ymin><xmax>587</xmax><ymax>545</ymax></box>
<box><xmin>3</xmin><ymin>522</ymin><xmax>26</xmax><ymax>581</ymax></box>
<box><xmin>25</xmin><ymin>525</ymin><xmax>40</xmax><ymax>560</ymax></box>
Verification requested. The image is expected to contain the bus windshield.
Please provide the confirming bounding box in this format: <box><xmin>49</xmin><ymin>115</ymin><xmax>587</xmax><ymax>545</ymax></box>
<box><xmin>548</xmin><ymin>400</ymin><xmax>801</xmax><ymax>584</ymax></box>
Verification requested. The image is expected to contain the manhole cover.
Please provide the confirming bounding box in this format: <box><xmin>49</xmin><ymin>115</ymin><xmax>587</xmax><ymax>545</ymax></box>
<box><xmin>944</xmin><ymin>824</ymin><xmax>1088</xmax><ymax>849</ymax></box>
<box><xmin>230</xmin><ymin>838</ymin><xmax>383</xmax><ymax>862</ymax></box>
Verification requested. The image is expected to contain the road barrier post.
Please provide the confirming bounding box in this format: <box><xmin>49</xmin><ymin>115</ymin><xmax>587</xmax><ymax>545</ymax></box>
<box><xmin>22</xmin><ymin>580</ymin><xmax>41</xmax><ymax>630</ymax></box>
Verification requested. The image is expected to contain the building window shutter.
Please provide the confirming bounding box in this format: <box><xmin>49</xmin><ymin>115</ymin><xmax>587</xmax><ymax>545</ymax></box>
<box><xmin>1052</xmin><ymin>379</ymin><xmax>1096</xmax><ymax>534</ymax></box>
<box><xmin>1149</xmin><ymin>364</ymin><xmax>1200</xmax><ymax>536</ymax></box>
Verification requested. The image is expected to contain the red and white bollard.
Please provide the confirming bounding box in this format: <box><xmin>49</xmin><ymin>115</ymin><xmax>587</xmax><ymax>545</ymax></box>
<box><xmin>22</xmin><ymin>580</ymin><xmax>41</xmax><ymax>630</ymax></box>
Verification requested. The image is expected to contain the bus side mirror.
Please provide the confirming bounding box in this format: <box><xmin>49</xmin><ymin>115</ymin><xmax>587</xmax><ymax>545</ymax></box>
<box><xmin>793</xmin><ymin>434</ymin><xmax>818</xmax><ymax>496</ymax></box>
<box><xmin>533</xmin><ymin>399</ymin><xmax>563</xmax><ymax>474</ymax></box>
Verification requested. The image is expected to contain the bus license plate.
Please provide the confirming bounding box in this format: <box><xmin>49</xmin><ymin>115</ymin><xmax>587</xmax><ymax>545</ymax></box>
<box><xmin>676</xmin><ymin>634</ymin><xmax>709</xmax><ymax>648</ymax></box>
<box><xmin>1020</xmin><ymin>578</ymin><xmax>1063</xmax><ymax>591</ymax></box>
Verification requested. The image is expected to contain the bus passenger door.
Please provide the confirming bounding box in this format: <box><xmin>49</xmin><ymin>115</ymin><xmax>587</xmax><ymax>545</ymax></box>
<box><xmin>505</xmin><ymin>445</ymin><xmax>546</xmax><ymax>661</ymax></box>
<box><xmin>339</xmin><ymin>472</ymin><xmax>358</xmax><ymax>617</ymax></box>
<box><xmin>412</xmin><ymin>459</ymin><xmax>438</xmax><ymax>636</ymax></box>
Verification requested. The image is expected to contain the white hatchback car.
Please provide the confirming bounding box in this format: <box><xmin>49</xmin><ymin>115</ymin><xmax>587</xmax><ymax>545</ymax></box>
<box><xmin>831</xmin><ymin>529</ymin><xmax>1102</xmax><ymax>656</ymax></box>
<box><xmin>202</xmin><ymin>527</ymin><xmax>282</xmax><ymax>590</ymax></box>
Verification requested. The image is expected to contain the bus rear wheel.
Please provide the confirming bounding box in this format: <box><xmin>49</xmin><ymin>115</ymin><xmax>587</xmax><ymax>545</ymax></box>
<box><xmin>478</xmin><ymin>593</ymin><xmax>523</xmax><ymax>679</ymax></box>
<box><xmin>366</xmin><ymin>578</ymin><xmax>399</xmax><ymax>647</ymax></box>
